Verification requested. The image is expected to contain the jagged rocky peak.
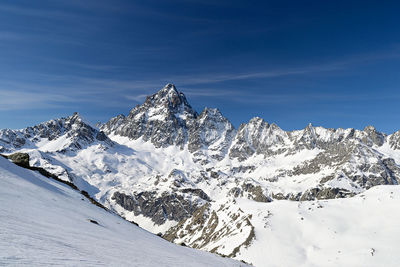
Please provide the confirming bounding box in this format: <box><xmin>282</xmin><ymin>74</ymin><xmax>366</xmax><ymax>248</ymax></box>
<box><xmin>362</xmin><ymin>125</ymin><xmax>385</xmax><ymax>146</ymax></box>
<box><xmin>0</xmin><ymin>112</ymin><xmax>113</xmax><ymax>153</ymax></box>
<box><xmin>290</xmin><ymin>124</ymin><xmax>359</xmax><ymax>151</ymax></box>
<box><xmin>188</xmin><ymin>107</ymin><xmax>236</xmax><ymax>162</ymax></box>
<box><xmin>128</xmin><ymin>83</ymin><xmax>198</xmax><ymax>122</ymax></box>
<box><xmin>199</xmin><ymin>107</ymin><xmax>223</xmax><ymax>119</ymax></box>
<box><xmin>102</xmin><ymin>84</ymin><xmax>199</xmax><ymax>149</ymax></box>
<box><xmin>229</xmin><ymin>117</ymin><xmax>288</xmax><ymax>161</ymax></box>
<box><xmin>294</xmin><ymin>123</ymin><xmax>318</xmax><ymax>149</ymax></box>
<box><xmin>55</xmin><ymin>112</ymin><xmax>114</xmax><ymax>150</ymax></box>
<box><xmin>196</xmin><ymin>107</ymin><xmax>234</xmax><ymax>132</ymax></box>
<box><xmin>146</xmin><ymin>83</ymin><xmax>189</xmax><ymax>109</ymax></box>
<box><xmin>389</xmin><ymin>130</ymin><xmax>400</xmax><ymax>150</ymax></box>
<box><xmin>100</xmin><ymin>114</ymin><xmax>126</xmax><ymax>134</ymax></box>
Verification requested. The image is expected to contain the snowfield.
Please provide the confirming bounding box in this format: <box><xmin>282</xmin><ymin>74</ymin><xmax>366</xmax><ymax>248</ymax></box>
<box><xmin>0</xmin><ymin>156</ymin><xmax>246</xmax><ymax>267</ymax></box>
<box><xmin>233</xmin><ymin>187</ymin><xmax>400</xmax><ymax>267</ymax></box>
<box><xmin>168</xmin><ymin>184</ymin><xmax>400</xmax><ymax>267</ymax></box>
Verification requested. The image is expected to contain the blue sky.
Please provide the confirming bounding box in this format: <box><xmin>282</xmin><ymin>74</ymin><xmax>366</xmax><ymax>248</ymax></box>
<box><xmin>1</xmin><ymin>0</ymin><xmax>400</xmax><ymax>133</ymax></box>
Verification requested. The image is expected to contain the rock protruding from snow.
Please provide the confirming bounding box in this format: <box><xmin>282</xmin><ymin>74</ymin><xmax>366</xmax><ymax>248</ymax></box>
<box><xmin>362</xmin><ymin>125</ymin><xmax>385</xmax><ymax>146</ymax></box>
<box><xmin>188</xmin><ymin>107</ymin><xmax>236</xmax><ymax>163</ymax></box>
<box><xmin>389</xmin><ymin>130</ymin><xmax>400</xmax><ymax>150</ymax></box>
<box><xmin>112</xmin><ymin>190</ymin><xmax>208</xmax><ymax>225</ymax></box>
<box><xmin>229</xmin><ymin>117</ymin><xmax>288</xmax><ymax>161</ymax></box>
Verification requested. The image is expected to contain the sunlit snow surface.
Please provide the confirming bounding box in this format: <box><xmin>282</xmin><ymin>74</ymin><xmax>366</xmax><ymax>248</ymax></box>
<box><xmin>0</xmin><ymin>157</ymin><xmax>246</xmax><ymax>267</ymax></box>
<box><xmin>233</xmin><ymin>187</ymin><xmax>400</xmax><ymax>267</ymax></box>
<box><xmin>169</xmin><ymin>185</ymin><xmax>400</xmax><ymax>267</ymax></box>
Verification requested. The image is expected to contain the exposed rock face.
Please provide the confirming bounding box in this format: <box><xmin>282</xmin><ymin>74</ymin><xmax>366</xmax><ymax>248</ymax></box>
<box><xmin>362</xmin><ymin>125</ymin><xmax>385</xmax><ymax>146</ymax></box>
<box><xmin>229</xmin><ymin>117</ymin><xmax>288</xmax><ymax>161</ymax></box>
<box><xmin>389</xmin><ymin>130</ymin><xmax>400</xmax><ymax>150</ymax></box>
<box><xmin>101</xmin><ymin>84</ymin><xmax>198</xmax><ymax>149</ymax></box>
<box><xmin>229</xmin><ymin>183</ymin><xmax>270</xmax><ymax>203</ymax></box>
<box><xmin>6</xmin><ymin>152</ymin><xmax>30</xmax><ymax>168</ymax></box>
<box><xmin>299</xmin><ymin>187</ymin><xmax>356</xmax><ymax>201</ymax></box>
<box><xmin>188</xmin><ymin>107</ymin><xmax>236</xmax><ymax>163</ymax></box>
<box><xmin>164</xmin><ymin>202</ymin><xmax>255</xmax><ymax>258</ymax></box>
<box><xmin>99</xmin><ymin>114</ymin><xmax>126</xmax><ymax>134</ymax></box>
<box><xmin>112</xmin><ymin>190</ymin><xmax>208</xmax><ymax>225</ymax></box>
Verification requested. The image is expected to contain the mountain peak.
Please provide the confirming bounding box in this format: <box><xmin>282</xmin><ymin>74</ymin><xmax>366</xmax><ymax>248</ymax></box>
<box><xmin>157</xmin><ymin>83</ymin><xmax>179</xmax><ymax>100</ymax></box>
<box><xmin>364</xmin><ymin>125</ymin><xmax>377</xmax><ymax>132</ymax></box>
<box><xmin>142</xmin><ymin>83</ymin><xmax>192</xmax><ymax>112</ymax></box>
<box><xmin>106</xmin><ymin>84</ymin><xmax>198</xmax><ymax>148</ymax></box>
<box><xmin>67</xmin><ymin>112</ymin><xmax>97</xmax><ymax>129</ymax></box>
<box><xmin>163</xmin><ymin>83</ymin><xmax>177</xmax><ymax>92</ymax></box>
<box><xmin>248</xmin><ymin>117</ymin><xmax>267</xmax><ymax>126</ymax></box>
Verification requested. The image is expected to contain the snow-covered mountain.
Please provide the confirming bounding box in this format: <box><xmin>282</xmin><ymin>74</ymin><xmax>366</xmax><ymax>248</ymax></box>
<box><xmin>2</xmin><ymin>83</ymin><xmax>400</xmax><ymax>266</ymax></box>
<box><xmin>0</xmin><ymin>112</ymin><xmax>113</xmax><ymax>153</ymax></box>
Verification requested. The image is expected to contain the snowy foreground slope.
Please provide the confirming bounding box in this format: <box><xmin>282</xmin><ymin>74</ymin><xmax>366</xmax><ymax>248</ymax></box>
<box><xmin>0</xmin><ymin>156</ymin><xmax>246</xmax><ymax>267</ymax></box>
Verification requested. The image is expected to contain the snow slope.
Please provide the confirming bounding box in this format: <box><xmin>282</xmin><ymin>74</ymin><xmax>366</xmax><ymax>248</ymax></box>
<box><xmin>0</xmin><ymin>156</ymin><xmax>246</xmax><ymax>267</ymax></box>
<box><xmin>168</xmin><ymin>185</ymin><xmax>400</xmax><ymax>267</ymax></box>
<box><xmin>237</xmin><ymin>186</ymin><xmax>400</xmax><ymax>266</ymax></box>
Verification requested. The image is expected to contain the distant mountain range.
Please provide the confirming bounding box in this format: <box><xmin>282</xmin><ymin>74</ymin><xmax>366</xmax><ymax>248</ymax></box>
<box><xmin>2</xmin><ymin>83</ymin><xmax>400</xmax><ymax>266</ymax></box>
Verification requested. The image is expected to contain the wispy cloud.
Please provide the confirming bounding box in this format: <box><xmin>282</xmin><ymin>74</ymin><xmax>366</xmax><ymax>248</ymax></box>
<box><xmin>0</xmin><ymin>4</ymin><xmax>78</xmax><ymax>21</ymax></box>
<box><xmin>165</xmin><ymin>48</ymin><xmax>400</xmax><ymax>86</ymax></box>
<box><xmin>125</xmin><ymin>94</ymin><xmax>149</xmax><ymax>103</ymax></box>
<box><xmin>183</xmin><ymin>88</ymin><xmax>238</xmax><ymax>97</ymax></box>
<box><xmin>0</xmin><ymin>89</ymin><xmax>76</xmax><ymax>111</ymax></box>
<box><xmin>1</xmin><ymin>46</ymin><xmax>399</xmax><ymax>112</ymax></box>
<box><xmin>170</xmin><ymin>67</ymin><xmax>336</xmax><ymax>85</ymax></box>
<box><xmin>0</xmin><ymin>31</ymin><xmax>26</xmax><ymax>41</ymax></box>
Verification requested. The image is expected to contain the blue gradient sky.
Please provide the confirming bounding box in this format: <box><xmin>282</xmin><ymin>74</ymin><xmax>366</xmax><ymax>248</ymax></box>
<box><xmin>1</xmin><ymin>1</ymin><xmax>400</xmax><ymax>133</ymax></box>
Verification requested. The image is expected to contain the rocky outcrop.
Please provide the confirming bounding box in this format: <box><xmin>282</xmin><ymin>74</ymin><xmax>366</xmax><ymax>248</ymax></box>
<box><xmin>6</xmin><ymin>152</ymin><xmax>30</xmax><ymax>168</ymax></box>
<box><xmin>164</xmin><ymin>202</ymin><xmax>255</xmax><ymax>258</ymax></box>
<box><xmin>229</xmin><ymin>117</ymin><xmax>288</xmax><ymax>161</ymax></box>
<box><xmin>389</xmin><ymin>130</ymin><xmax>400</xmax><ymax>150</ymax></box>
<box><xmin>188</xmin><ymin>107</ymin><xmax>236</xmax><ymax>163</ymax></box>
<box><xmin>299</xmin><ymin>187</ymin><xmax>356</xmax><ymax>201</ymax></box>
<box><xmin>229</xmin><ymin>183</ymin><xmax>270</xmax><ymax>202</ymax></box>
<box><xmin>112</xmin><ymin>190</ymin><xmax>208</xmax><ymax>225</ymax></box>
<box><xmin>362</xmin><ymin>125</ymin><xmax>385</xmax><ymax>146</ymax></box>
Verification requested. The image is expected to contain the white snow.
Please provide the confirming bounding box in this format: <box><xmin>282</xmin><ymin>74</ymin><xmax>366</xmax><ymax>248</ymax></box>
<box><xmin>233</xmin><ymin>186</ymin><xmax>400</xmax><ymax>266</ymax></box>
<box><xmin>0</xmin><ymin>156</ymin><xmax>246</xmax><ymax>267</ymax></box>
